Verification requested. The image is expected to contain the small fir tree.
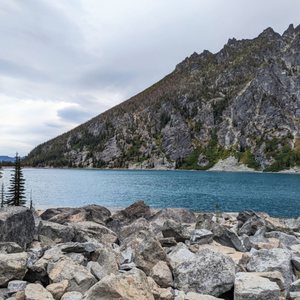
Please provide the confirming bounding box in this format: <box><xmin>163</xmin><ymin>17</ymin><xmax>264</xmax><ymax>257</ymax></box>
<box><xmin>1</xmin><ymin>183</ymin><xmax>4</xmax><ymax>208</ymax></box>
<box><xmin>6</xmin><ymin>153</ymin><xmax>26</xmax><ymax>206</ymax></box>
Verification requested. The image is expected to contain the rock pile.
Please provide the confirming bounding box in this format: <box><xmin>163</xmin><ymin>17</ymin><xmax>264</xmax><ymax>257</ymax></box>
<box><xmin>1</xmin><ymin>202</ymin><xmax>300</xmax><ymax>299</ymax></box>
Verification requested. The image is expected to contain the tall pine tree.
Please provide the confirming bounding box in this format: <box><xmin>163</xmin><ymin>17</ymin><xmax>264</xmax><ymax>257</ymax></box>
<box><xmin>6</xmin><ymin>153</ymin><xmax>26</xmax><ymax>206</ymax></box>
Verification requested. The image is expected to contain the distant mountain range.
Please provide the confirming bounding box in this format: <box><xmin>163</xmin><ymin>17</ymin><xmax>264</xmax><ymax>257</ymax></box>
<box><xmin>0</xmin><ymin>156</ymin><xmax>15</xmax><ymax>162</ymax></box>
<box><xmin>25</xmin><ymin>24</ymin><xmax>300</xmax><ymax>172</ymax></box>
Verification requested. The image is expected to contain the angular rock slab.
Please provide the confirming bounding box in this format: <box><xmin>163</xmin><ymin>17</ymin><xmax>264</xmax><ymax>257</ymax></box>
<box><xmin>48</xmin><ymin>257</ymin><xmax>96</xmax><ymax>293</ymax></box>
<box><xmin>234</xmin><ymin>272</ymin><xmax>281</xmax><ymax>300</ymax></box>
<box><xmin>173</xmin><ymin>248</ymin><xmax>235</xmax><ymax>297</ymax></box>
<box><xmin>0</xmin><ymin>207</ymin><xmax>35</xmax><ymax>248</ymax></box>
<box><xmin>83</xmin><ymin>268</ymin><xmax>154</xmax><ymax>300</ymax></box>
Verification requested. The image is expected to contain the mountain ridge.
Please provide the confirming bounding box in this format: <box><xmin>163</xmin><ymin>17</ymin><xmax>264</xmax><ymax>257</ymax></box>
<box><xmin>25</xmin><ymin>24</ymin><xmax>300</xmax><ymax>172</ymax></box>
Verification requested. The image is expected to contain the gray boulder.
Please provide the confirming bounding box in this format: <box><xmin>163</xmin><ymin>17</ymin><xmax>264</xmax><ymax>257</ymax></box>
<box><xmin>0</xmin><ymin>242</ymin><xmax>23</xmax><ymax>254</ymax></box>
<box><xmin>162</xmin><ymin>220</ymin><xmax>190</xmax><ymax>242</ymax></box>
<box><xmin>190</xmin><ymin>229</ymin><xmax>213</xmax><ymax>245</ymax></box>
<box><xmin>234</xmin><ymin>272</ymin><xmax>281</xmax><ymax>300</ymax></box>
<box><xmin>47</xmin><ymin>257</ymin><xmax>97</xmax><ymax>293</ymax></box>
<box><xmin>38</xmin><ymin>221</ymin><xmax>75</xmax><ymax>244</ymax></box>
<box><xmin>120</xmin><ymin>230</ymin><xmax>168</xmax><ymax>275</ymax></box>
<box><xmin>238</xmin><ymin>215</ymin><xmax>265</xmax><ymax>236</ymax></box>
<box><xmin>106</xmin><ymin>201</ymin><xmax>151</xmax><ymax>233</ymax></box>
<box><xmin>40</xmin><ymin>205</ymin><xmax>111</xmax><ymax>225</ymax></box>
<box><xmin>0</xmin><ymin>252</ymin><xmax>28</xmax><ymax>287</ymax></box>
<box><xmin>0</xmin><ymin>207</ymin><xmax>35</xmax><ymax>248</ymax></box>
<box><xmin>61</xmin><ymin>291</ymin><xmax>83</xmax><ymax>300</ymax></box>
<box><xmin>7</xmin><ymin>280</ymin><xmax>27</xmax><ymax>295</ymax></box>
<box><xmin>25</xmin><ymin>283</ymin><xmax>54</xmax><ymax>300</ymax></box>
<box><xmin>87</xmin><ymin>247</ymin><xmax>118</xmax><ymax>281</ymax></box>
<box><xmin>150</xmin><ymin>260</ymin><xmax>173</xmax><ymax>288</ymax></box>
<box><xmin>71</xmin><ymin>221</ymin><xmax>117</xmax><ymax>245</ymax></box>
<box><xmin>247</xmin><ymin>248</ymin><xmax>294</xmax><ymax>289</ymax></box>
<box><xmin>151</xmin><ymin>208</ymin><xmax>196</xmax><ymax>226</ymax></box>
<box><xmin>173</xmin><ymin>248</ymin><xmax>235</xmax><ymax>297</ymax></box>
<box><xmin>168</xmin><ymin>243</ymin><xmax>195</xmax><ymax>269</ymax></box>
<box><xmin>83</xmin><ymin>268</ymin><xmax>154</xmax><ymax>300</ymax></box>
<box><xmin>265</xmin><ymin>231</ymin><xmax>300</xmax><ymax>249</ymax></box>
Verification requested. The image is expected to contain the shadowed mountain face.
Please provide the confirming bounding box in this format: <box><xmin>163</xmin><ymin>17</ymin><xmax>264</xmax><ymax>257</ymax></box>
<box><xmin>25</xmin><ymin>25</ymin><xmax>300</xmax><ymax>171</ymax></box>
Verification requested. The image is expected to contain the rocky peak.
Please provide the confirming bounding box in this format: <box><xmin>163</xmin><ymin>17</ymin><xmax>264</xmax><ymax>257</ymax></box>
<box><xmin>25</xmin><ymin>25</ymin><xmax>300</xmax><ymax>172</ymax></box>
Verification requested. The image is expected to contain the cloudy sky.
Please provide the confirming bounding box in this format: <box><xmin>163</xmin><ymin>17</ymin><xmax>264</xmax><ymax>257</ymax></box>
<box><xmin>0</xmin><ymin>0</ymin><xmax>300</xmax><ymax>156</ymax></box>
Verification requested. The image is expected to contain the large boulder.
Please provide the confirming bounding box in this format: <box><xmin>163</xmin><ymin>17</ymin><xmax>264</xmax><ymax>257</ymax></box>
<box><xmin>47</xmin><ymin>257</ymin><xmax>97</xmax><ymax>293</ymax></box>
<box><xmin>247</xmin><ymin>248</ymin><xmax>295</xmax><ymax>290</ymax></box>
<box><xmin>120</xmin><ymin>230</ymin><xmax>168</xmax><ymax>275</ymax></box>
<box><xmin>173</xmin><ymin>248</ymin><xmax>235</xmax><ymax>297</ymax></box>
<box><xmin>168</xmin><ymin>243</ymin><xmax>195</xmax><ymax>269</ymax></box>
<box><xmin>87</xmin><ymin>247</ymin><xmax>119</xmax><ymax>281</ymax></box>
<box><xmin>150</xmin><ymin>260</ymin><xmax>173</xmax><ymax>288</ymax></box>
<box><xmin>25</xmin><ymin>283</ymin><xmax>54</xmax><ymax>300</ymax></box>
<box><xmin>234</xmin><ymin>272</ymin><xmax>281</xmax><ymax>300</ymax></box>
<box><xmin>46</xmin><ymin>280</ymin><xmax>69</xmax><ymax>300</ymax></box>
<box><xmin>61</xmin><ymin>291</ymin><xmax>83</xmax><ymax>300</ymax></box>
<box><xmin>71</xmin><ymin>221</ymin><xmax>117</xmax><ymax>245</ymax></box>
<box><xmin>38</xmin><ymin>221</ymin><xmax>75</xmax><ymax>244</ymax></box>
<box><xmin>83</xmin><ymin>268</ymin><xmax>154</xmax><ymax>300</ymax></box>
<box><xmin>40</xmin><ymin>205</ymin><xmax>111</xmax><ymax>225</ymax></box>
<box><xmin>106</xmin><ymin>201</ymin><xmax>151</xmax><ymax>233</ymax></box>
<box><xmin>0</xmin><ymin>207</ymin><xmax>35</xmax><ymax>248</ymax></box>
<box><xmin>162</xmin><ymin>220</ymin><xmax>190</xmax><ymax>242</ymax></box>
<box><xmin>151</xmin><ymin>208</ymin><xmax>196</xmax><ymax>226</ymax></box>
<box><xmin>0</xmin><ymin>252</ymin><xmax>28</xmax><ymax>287</ymax></box>
<box><xmin>265</xmin><ymin>231</ymin><xmax>300</xmax><ymax>249</ymax></box>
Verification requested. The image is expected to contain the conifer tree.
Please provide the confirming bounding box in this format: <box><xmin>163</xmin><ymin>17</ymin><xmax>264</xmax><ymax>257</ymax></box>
<box><xmin>6</xmin><ymin>153</ymin><xmax>26</xmax><ymax>206</ymax></box>
<box><xmin>1</xmin><ymin>183</ymin><xmax>4</xmax><ymax>208</ymax></box>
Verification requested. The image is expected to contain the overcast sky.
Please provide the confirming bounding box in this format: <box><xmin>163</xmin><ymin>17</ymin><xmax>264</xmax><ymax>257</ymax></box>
<box><xmin>0</xmin><ymin>0</ymin><xmax>300</xmax><ymax>156</ymax></box>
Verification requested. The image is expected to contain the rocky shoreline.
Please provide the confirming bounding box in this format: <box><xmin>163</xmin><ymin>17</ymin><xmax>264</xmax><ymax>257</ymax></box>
<box><xmin>1</xmin><ymin>202</ymin><xmax>300</xmax><ymax>299</ymax></box>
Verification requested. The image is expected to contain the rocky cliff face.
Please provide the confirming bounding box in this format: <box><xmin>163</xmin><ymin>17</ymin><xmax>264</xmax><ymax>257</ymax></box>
<box><xmin>25</xmin><ymin>25</ymin><xmax>300</xmax><ymax>171</ymax></box>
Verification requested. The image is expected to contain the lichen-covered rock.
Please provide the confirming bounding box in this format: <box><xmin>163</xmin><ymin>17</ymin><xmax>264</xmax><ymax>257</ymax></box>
<box><xmin>83</xmin><ymin>268</ymin><xmax>154</xmax><ymax>300</ymax></box>
<box><xmin>0</xmin><ymin>252</ymin><xmax>28</xmax><ymax>287</ymax></box>
<box><xmin>173</xmin><ymin>248</ymin><xmax>235</xmax><ymax>297</ymax></box>
<box><xmin>0</xmin><ymin>207</ymin><xmax>35</xmax><ymax>248</ymax></box>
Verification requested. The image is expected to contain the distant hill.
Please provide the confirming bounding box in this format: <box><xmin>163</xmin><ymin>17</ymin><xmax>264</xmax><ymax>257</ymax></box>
<box><xmin>25</xmin><ymin>25</ymin><xmax>300</xmax><ymax>172</ymax></box>
<box><xmin>0</xmin><ymin>156</ymin><xmax>15</xmax><ymax>162</ymax></box>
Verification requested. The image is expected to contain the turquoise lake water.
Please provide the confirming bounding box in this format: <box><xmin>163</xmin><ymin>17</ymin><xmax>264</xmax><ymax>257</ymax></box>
<box><xmin>1</xmin><ymin>168</ymin><xmax>300</xmax><ymax>217</ymax></box>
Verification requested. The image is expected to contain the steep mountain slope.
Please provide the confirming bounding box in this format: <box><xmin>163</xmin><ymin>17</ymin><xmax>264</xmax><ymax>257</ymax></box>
<box><xmin>25</xmin><ymin>25</ymin><xmax>300</xmax><ymax>171</ymax></box>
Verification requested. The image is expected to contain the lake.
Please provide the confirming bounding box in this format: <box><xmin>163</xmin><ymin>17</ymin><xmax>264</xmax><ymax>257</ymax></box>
<box><xmin>1</xmin><ymin>168</ymin><xmax>300</xmax><ymax>217</ymax></box>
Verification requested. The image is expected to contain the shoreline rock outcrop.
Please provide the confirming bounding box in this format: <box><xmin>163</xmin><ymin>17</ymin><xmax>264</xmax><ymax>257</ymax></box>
<box><xmin>1</xmin><ymin>201</ymin><xmax>300</xmax><ymax>299</ymax></box>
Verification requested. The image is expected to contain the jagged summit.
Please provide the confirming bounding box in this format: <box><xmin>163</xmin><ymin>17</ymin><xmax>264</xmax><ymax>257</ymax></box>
<box><xmin>25</xmin><ymin>25</ymin><xmax>300</xmax><ymax>171</ymax></box>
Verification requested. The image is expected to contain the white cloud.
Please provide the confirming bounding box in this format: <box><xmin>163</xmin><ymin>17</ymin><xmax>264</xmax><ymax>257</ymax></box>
<box><xmin>0</xmin><ymin>0</ymin><xmax>300</xmax><ymax>155</ymax></box>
